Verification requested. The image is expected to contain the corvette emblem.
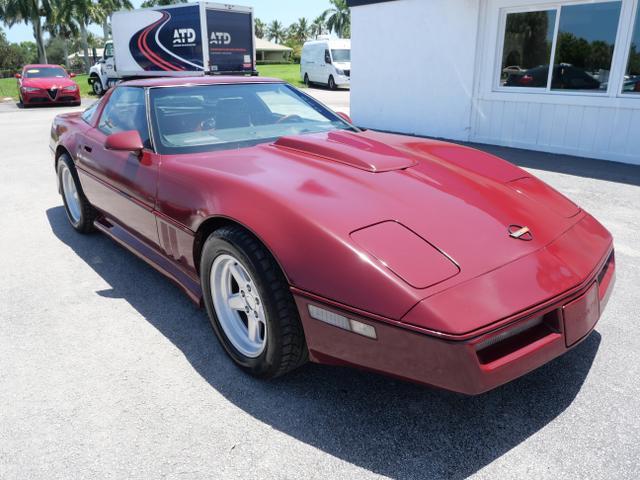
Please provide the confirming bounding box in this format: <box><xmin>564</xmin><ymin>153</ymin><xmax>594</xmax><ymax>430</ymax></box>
<box><xmin>508</xmin><ymin>225</ymin><xmax>533</xmax><ymax>241</ymax></box>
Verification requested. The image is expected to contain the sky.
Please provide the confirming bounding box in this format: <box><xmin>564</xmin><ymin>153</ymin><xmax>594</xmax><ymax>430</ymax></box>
<box><xmin>2</xmin><ymin>0</ymin><xmax>334</xmax><ymax>43</ymax></box>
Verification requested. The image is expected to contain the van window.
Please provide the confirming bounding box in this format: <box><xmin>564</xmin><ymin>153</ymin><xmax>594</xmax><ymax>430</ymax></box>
<box><xmin>324</xmin><ymin>49</ymin><xmax>332</xmax><ymax>64</ymax></box>
<box><xmin>331</xmin><ymin>49</ymin><xmax>350</xmax><ymax>62</ymax></box>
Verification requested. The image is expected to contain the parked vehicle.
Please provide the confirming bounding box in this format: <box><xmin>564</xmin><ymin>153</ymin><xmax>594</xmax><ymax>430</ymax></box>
<box><xmin>50</xmin><ymin>76</ymin><xmax>615</xmax><ymax>395</ymax></box>
<box><xmin>505</xmin><ymin>64</ymin><xmax>601</xmax><ymax>90</ymax></box>
<box><xmin>88</xmin><ymin>1</ymin><xmax>256</xmax><ymax>96</ymax></box>
<box><xmin>16</xmin><ymin>65</ymin><xmax>80</xmax><ymax>107</ymax></box>
<box><xmin>300</xmin><ymin>38</ymin><xmax>350</xmax><ymax>89</ymax></box>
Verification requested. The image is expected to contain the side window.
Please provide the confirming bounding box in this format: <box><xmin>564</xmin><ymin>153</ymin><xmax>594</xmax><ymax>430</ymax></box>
<box><xmin>104</xmin><ymin>42</ymin><xmax>114</xmax><ymax>59</ymax></box>
<box><xmin>324</xmin><ymin>49</ymin><xmax>332</xmax><ymax>64</ymax></box>
<box><xmin>98</xmin><ymin>87</ymin><xmax>150</xmax><ymax>147</ymax></box>
<box><xmin>81</xmin><ymin>101</ymin><xmax>100</xmax><ymax>124</ymax></box>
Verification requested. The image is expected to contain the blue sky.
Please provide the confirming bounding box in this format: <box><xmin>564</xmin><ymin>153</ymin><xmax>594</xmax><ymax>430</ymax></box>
<box><xmin>3</xmin><ymin>0</ymin><xmax>333</xmax><ymax>43</ymax></box>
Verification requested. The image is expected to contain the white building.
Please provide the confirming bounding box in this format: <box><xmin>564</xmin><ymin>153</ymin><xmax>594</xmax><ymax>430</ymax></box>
<box><xmin>348</xmin><ymin>0</ymin><xmax>640</xmax><ymax>165</ymax></box>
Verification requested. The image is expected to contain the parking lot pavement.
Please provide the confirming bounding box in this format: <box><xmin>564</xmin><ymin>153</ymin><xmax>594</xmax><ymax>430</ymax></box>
<box><xmin>0</xmin><ymin>98</ymin><xmax>639</xmax><ymax>480</ymax></box>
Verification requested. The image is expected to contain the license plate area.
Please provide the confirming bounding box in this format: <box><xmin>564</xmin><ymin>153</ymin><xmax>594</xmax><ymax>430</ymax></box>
<box><xmin>563</xmin><ymin>282</ymin><xmax>600</xmax><ymax>347</ymax></box>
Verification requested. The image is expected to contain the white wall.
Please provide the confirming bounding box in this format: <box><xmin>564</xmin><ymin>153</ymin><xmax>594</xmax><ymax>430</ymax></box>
<box><xmin>350</xmin><ymin>0</ymin><xmax>480</xmax><ymax>140</ymax></box>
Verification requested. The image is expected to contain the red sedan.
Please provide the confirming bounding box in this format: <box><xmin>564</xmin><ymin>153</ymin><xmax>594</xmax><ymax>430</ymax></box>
<box><xmin>50</xmin><ymin>77</ymin><xmax>615</xmax><ymax>394</ymax></box>
<box><xmin>16</xmin><ymin>64</ymin><xmax>81</xmax><ymax>107</ymax></box>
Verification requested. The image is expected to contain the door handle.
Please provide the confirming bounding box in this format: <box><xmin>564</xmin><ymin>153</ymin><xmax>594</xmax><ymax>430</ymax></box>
<box><xmin>83</xmin><ymin>145</ymin><xmax>92</xmax><ymax>153</ymax></box>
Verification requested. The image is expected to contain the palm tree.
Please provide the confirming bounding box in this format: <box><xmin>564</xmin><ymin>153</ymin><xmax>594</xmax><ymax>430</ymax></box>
<box><xmin>310</xmin><ymin>13</ymin><xmax>326</xmax><ymax>39</ymax></box>
<box><xmin>61</xmin><ymin>0</ymin><xmax>105</xmax><ymax>71</ymax></box>
<box><xmin>46</xmin><ymin>0</ymin><xmax>78</xmax><ymax>68</ymax></box>
<box><xmin>289</xmin><ymin>17</ymin><xmax>309</xmax><ymax>45</ymax></box>
<box><xmin>254</xmin><ymin>17</ymin><xmax>265</xmax><ymax>39</ymax></box>
<box><xmin>97</xmin><ymin>0</ymin><xmax>132</xmax><ymax>41</ymax></box>
<box><xmin>140</xmin><ymin>0</ymin><xmax>185</xmax><ymax>8</ymax></box>
<box><xmin>324</xmin><ymin>0</ymin><xmax>350</xmax><ymax>38</ymax></box>
<box><xmin>267</xmin><ymin>19</ymin><xmax>284</xmax><ymax>44</ymax></box>
<box><xmin>0</xmin><ymin>0</ymin><xmax>53</xmax><ymax>63</ymax></box>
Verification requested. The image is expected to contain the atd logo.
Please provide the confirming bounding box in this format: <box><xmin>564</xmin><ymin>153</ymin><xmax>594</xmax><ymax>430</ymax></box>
<box><xmin>210</xmin><ymin>31</ymin><xmax>231</xmax><ymax>45</ymax></box>
<box><xmin>173</xmin><ymin>28</ymin><xmax>196</xmax><ymax>45</ymax></box>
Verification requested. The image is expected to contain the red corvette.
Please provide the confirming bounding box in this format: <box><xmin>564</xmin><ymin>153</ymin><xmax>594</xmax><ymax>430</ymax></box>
<box><xmin>16</xmin><ymin>64</ymin><xmax>81</xmax><ymax>107</ymax></box>
<box><xmin>50</xmin><ymin>77</ymin><xmax>615</xmax><ymax>394</ymax></box>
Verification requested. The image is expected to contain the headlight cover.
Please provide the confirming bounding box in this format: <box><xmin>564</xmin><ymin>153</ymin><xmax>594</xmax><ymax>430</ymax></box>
<box><xmin>62</xmin><ymin>85</ymin><xmax>78</xmax><ymax>91</ymax></box>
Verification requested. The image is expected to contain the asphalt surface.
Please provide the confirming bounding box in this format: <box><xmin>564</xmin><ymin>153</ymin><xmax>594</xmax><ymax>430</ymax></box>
<box><xmin>0</xmin><ymin>92</ymin><xmax>639</xmax><ymax>480</ymax></box>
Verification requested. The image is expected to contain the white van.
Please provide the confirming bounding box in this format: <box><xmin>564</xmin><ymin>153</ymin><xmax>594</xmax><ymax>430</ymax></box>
<box><xmin>300</xmin><ymin>39</ymin><xmax>351</xmax><ymax>90</ymax></box>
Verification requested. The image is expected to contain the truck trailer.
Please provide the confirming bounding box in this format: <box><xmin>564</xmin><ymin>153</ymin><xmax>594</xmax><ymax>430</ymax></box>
<box><xmin>89</xmin><ymin>1</ymin><xmax>255</xmax><ymax>95</ymax></box>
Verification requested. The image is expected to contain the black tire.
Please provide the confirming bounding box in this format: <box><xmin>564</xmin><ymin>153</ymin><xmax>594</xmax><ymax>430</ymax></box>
<box><xmin>90</xmin><ymin>76</ymin><xmax>104</xmax><ymax>96</ymax></box>
<box><xmin>200</xmin><ymin>226</ymin><xmax>308</xmax><ymax>379</ymax></box>
<box><xmin>328</xmin><ymin>75</ymin><xmax>337</xmax><ymax>90</ymax></box>
<box><xmin>304</xmin><ymin>73</ymin><xmax>310</xmax><ymax>87</ymax></box>
<box><xmin>57</xmin><ymin>154</ymin><xmax>97</xmax><ymax>233</ymax></box>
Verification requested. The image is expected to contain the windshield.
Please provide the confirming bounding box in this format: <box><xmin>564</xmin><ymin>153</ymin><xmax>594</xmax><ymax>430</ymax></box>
<box><xmin>24</xmin><ymin>67</ymin><xmax>68</xmax><ymax>79</ymax></box>
<box><xmin>331</xmin><ymin>49</ymin><xmax>350</xmax><ymax>62</ymax></box>
<box><xmin>149</xmin><ymin>83</ymin><xmax>356</xmax><ymax>154</ymax></box>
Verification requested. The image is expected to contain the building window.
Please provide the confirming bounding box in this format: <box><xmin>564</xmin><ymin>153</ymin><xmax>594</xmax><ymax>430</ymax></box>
<box><xmin>624</xmin><ymin>4</ymin><xmax>640</xmax><ymax>93</ymax></box>
<box><xmin>501</xmin><ymin>11</ymin><xmax>557</xmax><ymax>88</ymax></box>
<box><xmin>500</xmin><ymin>1</ymin><xmax>622</xmax><ymax>93</ymax></box>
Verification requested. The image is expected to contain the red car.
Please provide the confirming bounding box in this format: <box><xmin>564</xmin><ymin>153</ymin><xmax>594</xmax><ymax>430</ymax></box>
<box><xmin>50</xmin><ymin>77</ymin><xmax>615</xmax><ymax>394</ymax></box>
<box><xmin>16</xmin><ymin>64</ymin><xmax>81</xmax><ymax>107</ymax></box>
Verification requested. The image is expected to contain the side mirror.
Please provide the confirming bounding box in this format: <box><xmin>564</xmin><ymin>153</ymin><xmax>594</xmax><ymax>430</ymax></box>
<box><xmin>105</xmin><ymin>130</ymin><xmax>143</xmax><ymax>155</ymax></box>
<box><xmin>336</xmin><ymin>112</ymin><xmax>352</xmax><ymax>124</ymax></box>
<box><xmin>15</xmin><ymin>73</ymin><xmax>21</xmax><ymax>79</ymax></box>
<box><xmin>69</xmin><ymin>72</ymin><xmax>76</xmax><ymax>78</ymax></box>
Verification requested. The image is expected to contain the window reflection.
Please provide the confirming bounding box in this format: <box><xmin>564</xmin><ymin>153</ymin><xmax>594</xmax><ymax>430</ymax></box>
<box><xmin>624</xmin><ymin>5</ymin><xmax>640</xmax><ymax>93</ymax></box>
<box><xmin>551</xmin><ymin>2</ymin><xmax>622</xmax><ymax>91</ymax></box>
<box><xmin>501</xmin><ymin>11</ymin><xmax>557</xmax><ymax>88</ymax></box>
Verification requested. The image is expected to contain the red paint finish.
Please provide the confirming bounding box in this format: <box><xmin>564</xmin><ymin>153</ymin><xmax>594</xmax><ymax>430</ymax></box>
<box><xmin>17</xmin><ymin>64</ymin><xmax>80</xmax><ymax>106</ymax></box>
<box><xmin>51</xmin><ymin>77</ymin><xmax>616</xmax><ymax>394</ymax></box>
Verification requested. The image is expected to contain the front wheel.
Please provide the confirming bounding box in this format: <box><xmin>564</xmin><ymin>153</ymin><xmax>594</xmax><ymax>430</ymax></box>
<box><xmin>57</xmin><ymin>154</ymin><xmax>97</xmax><ymax>233</ymax></box>
<box><xmin>90</xmin><ymin>76</ymin><xmax>104</xmax><ymax>96</ymax></box>
<box><xmin>328</xmin><ymin>75</ymin><xmax>337</xmax><ymax>90</ymax></box>
<box><xmin>200</xmin><ymin>226</ymin><xmax>308</xmax><ymax>378</ymax></box>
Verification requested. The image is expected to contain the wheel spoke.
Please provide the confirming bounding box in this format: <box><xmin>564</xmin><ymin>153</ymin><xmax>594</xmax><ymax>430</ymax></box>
<box><xmin>247</xmin><ymin>315</ymin><xmax>260</xmax><ymax>343</ymax></box>
<box><xmin>227</xmin><ymin>293</ymin><xmax>245</xmax><ymax>311</ymax></box>
<box><xmin>228</xmin><ymin>263</ymin><xmax>248</xmax><ymax>286</ymax></box>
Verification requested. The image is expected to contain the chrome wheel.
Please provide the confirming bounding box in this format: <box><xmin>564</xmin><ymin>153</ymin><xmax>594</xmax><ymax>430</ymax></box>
<box><xmin>61</xmin><ymin>163</ymin><xmax>81</xmax><ymax>224</ymax></box>
<box><xmin>210</xmin><ymin>254</ymin><xmax>267</xmax><ymax>358</ymax></box>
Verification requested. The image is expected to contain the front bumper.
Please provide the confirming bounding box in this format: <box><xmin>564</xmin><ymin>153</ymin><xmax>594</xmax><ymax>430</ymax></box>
<box><xmin>22</xmin><ymin>89</ymin><xmax>80</xmax><ymax>105</ymax></box>
<box><xmin>293</xmin><ymin>218</ymin><xmax>615</xmax><ymax>395</ymax></box>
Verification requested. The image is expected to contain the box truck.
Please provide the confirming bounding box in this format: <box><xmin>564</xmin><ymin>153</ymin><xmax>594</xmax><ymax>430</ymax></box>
<box><xmin>88</xmin><ymin>1</ymin><xmax>256</xmax><ymax>95</ymax></box>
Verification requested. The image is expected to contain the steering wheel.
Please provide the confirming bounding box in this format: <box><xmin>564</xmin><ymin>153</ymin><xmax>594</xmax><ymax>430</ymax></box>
<box><xmin>197</xmin><ymin>117</ymin><xmax>217</xmax><ymax>133</ymax></box>
<box><xmin>276</xmin><ymin>114</ymin><xmax>303</xmax><ymax>124</ymax></box>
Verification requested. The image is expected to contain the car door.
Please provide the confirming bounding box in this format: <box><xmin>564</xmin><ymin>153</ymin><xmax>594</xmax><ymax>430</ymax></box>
<box><xmin>75</xmin><ymin>86</ymin><xmax>160</xmax><ymax>247</ymax></box>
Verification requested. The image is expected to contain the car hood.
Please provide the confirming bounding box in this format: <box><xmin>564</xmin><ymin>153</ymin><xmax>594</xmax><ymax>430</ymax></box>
<box><xmin>22</xmin><ymin>77</ymin><xmax>76</xmax><ymax>89</ymax></box>
<box><xmin>176</xmin><ymin>129</ymin><xmax>587</xmax><ymax>321</ymax></box>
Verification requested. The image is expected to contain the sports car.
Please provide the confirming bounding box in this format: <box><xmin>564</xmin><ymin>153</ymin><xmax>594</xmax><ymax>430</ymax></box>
<box><xmin>50</xmin><ymin>76</ymin><xmax>615</xmax><ymax>394</ymax></box>
<box><xmin>16</xmin><ymin>64</ymin><xmax>81</xmax><ymax>107</ymax></box>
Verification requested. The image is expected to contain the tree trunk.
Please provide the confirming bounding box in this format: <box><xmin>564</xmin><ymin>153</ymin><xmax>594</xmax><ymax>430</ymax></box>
<box><xmin>32</xmin><ymin>17</ymin><xmax>48</xmax><ymax>63</ymax></box>
<box><xmin>80</xmin><ymin>21</ymin><xmax>91</xmax><ymax>73</ymax></box>
<box><xmin>102</xmin><ymin>17</ymin><xmax>110</xmax><ymax>41</ymax></box>
<box><xmin>63</xmin><ymin>39</ymin><xmax>70</xmax><ymax>69</ymax></box>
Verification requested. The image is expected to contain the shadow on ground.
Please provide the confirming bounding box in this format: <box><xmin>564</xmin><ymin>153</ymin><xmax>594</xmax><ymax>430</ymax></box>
<box><xmin>466</xmin><ymin>142</ymin><xmax>640</xmax><ymax>187</ymax></box>
<box><xmin>47</xmin><ymin>206</ymin><xmax>601</xmax><ymax>480</ymax></box>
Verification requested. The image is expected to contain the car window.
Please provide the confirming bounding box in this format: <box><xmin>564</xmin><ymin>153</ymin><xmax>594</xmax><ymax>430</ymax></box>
<box><xmin>24</xmin><ymin>67</ymin><xmax>68</xmax><ymax>78</ymax></box>
<box><xmin>81</xmin><ymin>101</ymin><xmax>100</xmax><ymax>125</ymax></box>
<box><xmin>98</xmin><ymin>87</ymin><xmax>150</xmax><ymax>147</ymax></box>
<box><xmin>149</xmin><ymin>83</ymin><xmax>355</xmax><ymax>155</ymax></box>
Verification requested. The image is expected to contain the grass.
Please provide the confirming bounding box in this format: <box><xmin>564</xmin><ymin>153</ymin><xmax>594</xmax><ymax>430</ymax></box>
<box><xmin>257</xmin><ymin>64</ymin><xmax>305</xmax><ymax>87</ymax></box>
<box><xmin>0</xmin><ymin>64</ymin><xmax>303</xmax><ymax>101</ymax></box>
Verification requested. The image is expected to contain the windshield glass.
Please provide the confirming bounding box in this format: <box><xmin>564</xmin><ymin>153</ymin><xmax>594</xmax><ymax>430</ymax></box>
<box><xmin>24</xmin><ymin>67</ymin><xmax>68</xmax><ymax>78</ymax></box>
<box><xmin>149</xmin><ymin>83</ymin><xmax>356</xmax><ymax>154</ymax></box>
<box><xmin>331</xmin><ymin>49</ymin><xmax>350</xmax><ymax>62</ymax></box>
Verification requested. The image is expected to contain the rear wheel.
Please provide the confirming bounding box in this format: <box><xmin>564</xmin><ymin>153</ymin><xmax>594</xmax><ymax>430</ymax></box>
<box><xmin>57</xmin><ymin>154</ymin><xmax>97</xmax><ymax>233</ymax></box>
<box><xmin>200</xmin><ymin>226</ymin><xmax>308</xmax><ymax>378</ymax></box>
<box><xmin>328</xmin><ymin>75</ymin><xmax>337</xmax><ymax>90</ymax></box>
<box><xmin>304</xmin><ymin>73</ymin><xmax>310</xmax><ymax>87</ymax></box>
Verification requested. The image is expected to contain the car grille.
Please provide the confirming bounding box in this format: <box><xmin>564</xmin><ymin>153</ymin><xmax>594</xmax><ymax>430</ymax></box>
<box><xmin>344</xmin><ymin>69</ymin><xmax>350</xmax><ymax>77</ymax></box>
